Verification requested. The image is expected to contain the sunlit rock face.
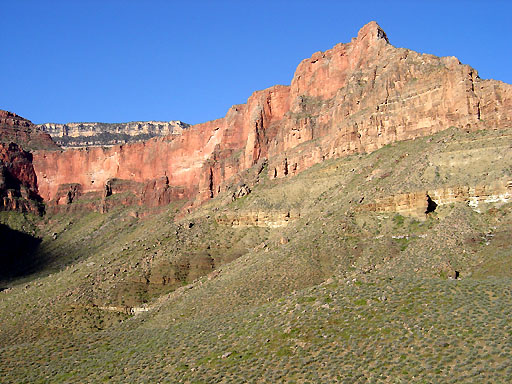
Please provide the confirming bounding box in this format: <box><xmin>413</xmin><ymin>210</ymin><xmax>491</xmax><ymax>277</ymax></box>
<box><xmin>0</xmin><ymin>110</ymin><xmax>59</xmax><ymax>151</ymax></box>
<box><xmin>359</xmin><ymin>181</ymin><xmax>512</xmax><ymax>219</ymax></box>
<box><xmin>31</xmin><ymin>21</ymin><xmax>512</xmax><ymax>210</ymax></box>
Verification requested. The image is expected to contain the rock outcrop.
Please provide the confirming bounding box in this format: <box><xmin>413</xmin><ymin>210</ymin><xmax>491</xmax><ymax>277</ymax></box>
<box><xmin>0</xmin><ymin>110</ymin><xmax>56</xmax><ymax>214</ymax></box>
<box><xmin>37</xmin><ymin>120</ymin><xmax>189</xmax><ymax>148</ymax></box>
<box><xmin>0</xmin><ymin>110</ymin><xmax>59</xmax><ymax>151</ymax></box>
<box><xmin>216</xmin><ymin>210</ymin><xmax>299</xmax><ymax>228</ymax></box>
<box><xmin>0</xmin><ymin>143</ymin><xmax>43</xmax><ymax>214</ymax></box>
<box><xmin>360</xmin><ymin>180</ymin><xmax>512</xmax><ymax>219</ymax></box>
<box><xmin>30</xmin><ymin>21</ymin><xmax>512</xmax><ymax>211</ymax></box>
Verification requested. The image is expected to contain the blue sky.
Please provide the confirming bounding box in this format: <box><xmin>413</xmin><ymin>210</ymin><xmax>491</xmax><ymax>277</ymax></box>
<box><xmin>1</xmin><ymin>0</ymin><xmax>510</xmax><ymax>125</ymax></box>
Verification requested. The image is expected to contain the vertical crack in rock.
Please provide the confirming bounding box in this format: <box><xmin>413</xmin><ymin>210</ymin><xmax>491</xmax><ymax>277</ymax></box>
<box><xmin>208</xmin><ymin>167</ymin><xmax>214</xmax><ymax>198</ymax></box>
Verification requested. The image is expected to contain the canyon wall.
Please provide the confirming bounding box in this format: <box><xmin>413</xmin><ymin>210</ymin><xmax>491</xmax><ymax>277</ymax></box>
<box><xmin>31</xmin><ymin>21</ymin><xmax>512</xmax><ymax>210</ymax></box>
<box><xmin>0</xmin><ymin>110</ymin><xmax>59</xmax><ymax>151</ymax></box>
<box><xmin>37</xmin><ymin>120</ymin><xmax>189</xmax><ymax>148</ymax></box>
<box><xmin>0</xmin><ymin>111</ymin><xmax>58</xmax><ymax>213</ymax></box>
<box><xmin>0</xmin><ymin>143</ymin><xmax>43</xmax><ymax>214</ymax></box>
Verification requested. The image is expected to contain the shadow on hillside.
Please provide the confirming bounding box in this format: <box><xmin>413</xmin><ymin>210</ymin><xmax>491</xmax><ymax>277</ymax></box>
<box><xmin>0</xmin><ymin>223</ymin><xmax>43</xmax><ymax>281</ymax></box>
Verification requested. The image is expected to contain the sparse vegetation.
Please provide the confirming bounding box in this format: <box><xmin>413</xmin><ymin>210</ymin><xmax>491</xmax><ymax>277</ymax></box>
<box><xmin>1</xmin><ymin>126</ymin><xmax>512</xmax><ymax>382</ymax></box>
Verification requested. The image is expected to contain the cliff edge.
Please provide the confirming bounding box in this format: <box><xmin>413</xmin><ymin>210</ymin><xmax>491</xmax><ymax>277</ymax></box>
<box><xmin>19</xmin><ymin>21</ymin><xmax>512</xmax><ymax>211</ymax></box>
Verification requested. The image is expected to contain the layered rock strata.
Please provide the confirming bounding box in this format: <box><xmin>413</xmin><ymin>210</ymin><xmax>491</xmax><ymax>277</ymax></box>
<box><xmin>38</xmin><ymin>120</ymin><xmax>189</xmax><ymax>148</ymax></box>
<box><xmin>31</xmin><ymin>21</ymin><xmax>512</xmax><ymax>210</ymax></box>
<box><xmin>360</xmin><ymin>180</ymin><xmax>512</xmax><ymax>219</ymax></box>
<box><xmin>215</xmin><ymin>210</ymin><xmax>300</xmax><ymax>228</ymax></box>
<box><xmin>0</xmin><ymin>110</ymin><xmax>58</xmax><ymax>213</ymax></box>
<box><xmin>0</xmin><ymin>143</ymin><xmax>43</xmax><ymax>214</ymax></box>
<box><xmin>0</xmin><ymin>110</ymin><xmax>58</xmax><ymax>151</ymax></box>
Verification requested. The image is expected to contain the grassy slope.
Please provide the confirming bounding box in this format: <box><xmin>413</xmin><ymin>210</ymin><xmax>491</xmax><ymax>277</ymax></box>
<box><xmin>1</xmin><ymin>126</ymin><xmax>512</xmax><ymax>382</ymax></box>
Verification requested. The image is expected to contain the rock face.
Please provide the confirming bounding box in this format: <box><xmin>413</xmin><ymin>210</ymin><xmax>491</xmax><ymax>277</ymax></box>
<box><xmin>0</xmin><ymin>143</ymin><xmax>43</xmax><ymax>214</ymax></box>
<box><xmin>216</xmin><ymin>210</ymin><xmax>299</xmax><ymax>228</ymax></box>
<box><xmin>37</xmin><ymin>120</ymin><xmax>189</xmax><ymax>148</ymax></box>
<box><xmin>0</xmin><ymin>110</ymin><xmax>59</xmax><ymax>151</ymax></box>
<box><xmin>31</xmin><ymin>21</ymin><xmax>512</xmax><ymax>210</ymax></box>
<box><xmin>359</xmin><ymin>180</ymin><xmax>512</xmax><ymax>219</ymax></box>
<box><xmin>0</xmin><ymin>110</ymin><xmax>57</xmax><ymax>214</ymax></box>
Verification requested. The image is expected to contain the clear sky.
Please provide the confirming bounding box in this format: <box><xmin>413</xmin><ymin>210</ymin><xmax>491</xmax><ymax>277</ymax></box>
<box><xmin>1</xmin><ymin>0</ymin><xmax>510</xmax><ymax>125</ymax></box>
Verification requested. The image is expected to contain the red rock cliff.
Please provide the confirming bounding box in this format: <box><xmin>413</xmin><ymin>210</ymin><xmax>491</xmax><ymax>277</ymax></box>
<box><xmin>0</xmin><ymin>110</ymin><xmax>58</xmax><ymax>213</ymax></box>
<box><xmin>0</xmin><ymin>143</ymin><xmax>43</xmax><ymax>214</ymax></box>
<box><xmin>32</xmin><ymin>21</ymin><xmax>512</xmax><ymax>209</ymax></box>
<box><xmin>0</xmin><ymin>110</ymin><xmax>59</xmax><ymax>151</ymax></box>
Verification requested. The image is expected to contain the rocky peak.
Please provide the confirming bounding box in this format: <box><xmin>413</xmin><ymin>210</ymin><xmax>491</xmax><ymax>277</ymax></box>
<box><xmin>26</xmin><ymin>22</ymin><xmax>512</xmax><ymax>212</ymax></box>
<box><xmin>290</xmin><ymin>21</ymin><xmax>390</xmax><ymax>101</ymax></box>
<box><xmin>356</xmin><ymin>21</ymin><xmax>389</xmax><ymax>45</ymax></box>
